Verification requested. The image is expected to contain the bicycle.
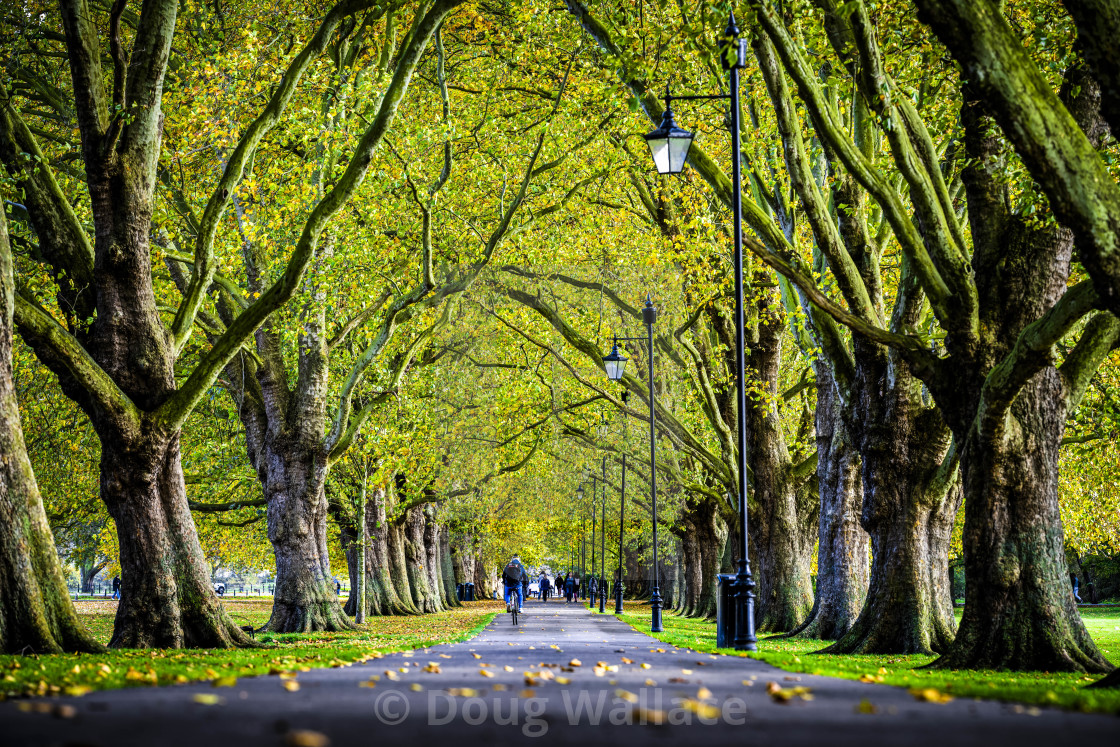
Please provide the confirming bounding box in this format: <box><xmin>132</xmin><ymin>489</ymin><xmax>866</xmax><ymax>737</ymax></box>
<box><xmin>505</xmin><ymin>585</ymin><xmax>521</xmax><ymax>626</ymax></box>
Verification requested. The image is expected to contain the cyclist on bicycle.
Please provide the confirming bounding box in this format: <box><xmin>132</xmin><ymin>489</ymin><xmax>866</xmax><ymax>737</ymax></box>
<box><xmin>502</xmin><ymin>554</ymin><xmax>526</xmax><ymax>614</ymax></box>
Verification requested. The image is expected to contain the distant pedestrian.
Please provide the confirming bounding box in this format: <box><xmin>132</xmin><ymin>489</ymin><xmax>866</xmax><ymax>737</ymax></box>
<box><xmin>573</xmin><ymin>573</ymin><xmax>581</xmax><ymax>600</ymax></box>
<box><xmin>111</xmin><ymin>576</ymin><xmax>120</xmax><ymax>600</ymax></box>
<box><xmin>1071</xmin><ymin>573</ymin><xmax>1082</xmax><ymax>604</ymax></box>
<box><xmin>564</xmin><ymin>574</ymin><xmax>574</xmax><ymax>602</ymax></box>
<box><xmin>335</xmin><ymin>579</ymin><xmax>342</xmax><ymax>596</ymax></box>
<box><xmin>540</xmin><ymin>574</ymin><xmax>551</xmax><ymax>602</ymax></box>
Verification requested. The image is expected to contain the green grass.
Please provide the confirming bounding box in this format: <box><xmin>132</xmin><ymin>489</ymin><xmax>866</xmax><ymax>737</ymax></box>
<box><xmin>616</xmin><ymin>607</ymin><xmax>1120</xmax><ymax>715</ymax></box>
<box><xmin>1</xmin><ymin>598</ymin><xmax>501</xmax><ymax>699</ymax></box>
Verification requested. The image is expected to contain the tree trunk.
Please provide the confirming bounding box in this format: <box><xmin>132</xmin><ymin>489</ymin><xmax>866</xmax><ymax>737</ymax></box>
<box><xmin>102</xmin><ymin>434</ymin><xmax>252</xmax><ymax>648</ymax></box>
<box><xmin>0</xmin><ymin>213</ymin><xmax>103</xmax><ymax>654</ymax></box>
<box><xmin>674</xmin><ymin>526</ymin><xmax>702</xmax><ymax>616</ymax></box>
<box><xmin>440</xmin><ymin>528</ymin><xmax>460</xmax><ymax>608</ymax></box>
<box><xmin>938</xmin><ymin>371</ymin><xmax>1112</xmax><ymax>672</ymax></box>
<box><xmin>79</xmin><ymin>563</ymin><xmax>105</xmax><ymax>595</ymax></box>
<box><xmin>403</xmin><ymin>507</ymin><xmax>438</xmax><ymax>612</ymax></box>
<box><xmin>388</xmin><ymin>519</ymin><xmax>418</xmax><ymax>610</ymax></box>
<box><xmin>745</xmin><ymin>290</ymin><xmax>815</xmax><ymax>633</ymax></box>
<box><xmin>924</xmin><ymin>78</ymin><xmax>1118</xmax><ymax>674</ymax></box>
<box><xmin>826</xmin><ymin>343</ymin><xmax>958</xmax><ymax>655</ymax></box>
<box><xmin>751</xmin><ymin>486</ymin><xmax>815</xmax><ymax>633</ymax></box>
<box><xmin>339</xmin><ymin>512</ymin><xmax>360</xmax><ymax>616</ymax></box>
<box><xmin>263</xmin><ymin>439</ymin><xmax>351</xmax><ymax>633</ymax></box>
<box><xmin>788</xmin><ymin>369</ymin><xmax>868</xmax><ymax>640</ymax></box>
<box><xmin>356</xmin><ymin>479</ymin><xmax>367</xmax><ymax>624</ymax></box>
<box><xmin>421</xmin><ymin>506</ymin><xmax>446</xmax><ymax>612</ymax></box>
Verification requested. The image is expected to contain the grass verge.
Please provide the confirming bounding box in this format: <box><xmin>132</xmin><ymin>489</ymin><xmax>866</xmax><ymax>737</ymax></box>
<box><xmin>1</xmin><ymin>598</ymin><xmax>501</xmax><ymax>699</ymax></box>
<box><xmin>615</xmin><ymin>607</ymin><xmax>1120</xmax><ymax>715</ymax></box>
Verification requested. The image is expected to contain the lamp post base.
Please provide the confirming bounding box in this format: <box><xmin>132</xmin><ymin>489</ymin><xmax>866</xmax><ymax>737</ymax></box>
<box><xmin>732</xmin><ymin>560</ymin><xmax>758</xmax><ymax>651</ymax></box>
<box><xmin>589</xmin><ymin>591</ymin><xmax>596</xmax><ymax>609</ymax></box>
<box><xmin>650</xmin><ymin>586</ymin><xmax>663</xmax><ymax>633</ymax></box>
<box><xmin>598</xmin><ymin>580</ymin><xmax>606</xmax><ymax>613</ymax></box>
<box><xmin>614</xmin><ymin>581</ymin><xmax>623</xmax><ymax>615</ymax></box>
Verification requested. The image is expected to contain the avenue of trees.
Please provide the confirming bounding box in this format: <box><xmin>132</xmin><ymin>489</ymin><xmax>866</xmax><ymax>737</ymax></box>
<box><xmin>2</xmin><ymin>0</ymin><xmax>1119</xmax><ymax>689</ymax></box>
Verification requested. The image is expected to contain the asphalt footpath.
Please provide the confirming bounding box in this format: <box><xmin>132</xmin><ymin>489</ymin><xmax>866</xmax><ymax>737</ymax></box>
<box><xmin>1</xmin><ymin>599</ymin><xmax>1116</xmax><ymax>746</ymax></box>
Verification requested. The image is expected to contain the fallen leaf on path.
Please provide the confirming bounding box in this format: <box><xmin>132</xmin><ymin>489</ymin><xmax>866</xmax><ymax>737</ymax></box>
<box><xmin>283</xmin><ymin>681</ymin><xmax>300</xmax><ymax>692</ymax></box>
<box><xmin>472</xmin><ymin>653</ymin><xmax>481</xmax><ymax>659</ymax></box>
<box><xmin>614</xmin><ymin>689</ymin><xmax>638</xmax><ymax>703</ymax></box>
<box><xmin>446</xmin><ymin>688</ymin><xmax>479</xmax><ymax>697</ymax></box>
<box><xmin>192</xmin><ymin>694</ymin><xmax>223</xmax><ymax>706</ymax></box>
<box><xmin>632</xmin><ymin>707</ymin><xmax>666</xmax><ymax>724</ymax></box>
<box><xmin>696</xmin><ymin>687</ymin><xmax>712</xmax><ymax>700</ymax></box>
<box><xmin>680</xmin><ymin>699</ymin><xmax>721</xmax><ymax>718</ymax></box>
<box><xmin>855</xmin><ymin>699</ymin><xmax>877</xmax><ymax>714</ymax></box>
<box><xmin>286</xmin><ymin>730</ymin><xmax>330</xmax><ymax>747</ymax></box>
<box><xmin>479</xmin><ymin>670</ymin><xmax>494</xmax><ymax>678</ymax></box>
<box><xmin>621</xmin><ymin>657</ymin><xmax>633</xmax><ymax>664</ymax></box>
<box><xmin>644</xmin><ymin>678</ymin><xmax>656</xmax><ymax>686</ymax></box>
<box><xmin>909</xmin><ymin>688</ymin><xmax>953</xmax><ymax>704</ymax></box>
<box><xmin>423</xmin><ymin>663</ymin><xmax>441</xmax><ymax>674</ymax></box>
<box><xmin>212</xmin><ymin>676</ymin><xmax>237</xmax><ymax>688</ymax></box>
<box><xmin>410</xmin><ymin>684</ymin><xmax>423</xmax><ymax>692</ymax></box>
<box><xmin>640</xmin><ymin>663</ymin><xmax>651</xmax><ymax>670</ymax></box>
<box><xmin>766</xmin><ymin>682</ymin><xmax>813</xmax><ymax>703</ymax></box>
<box><xmin>569</xmin><ymin>659</ymin><xmax>582</xmax><ymax>667</ymax></box>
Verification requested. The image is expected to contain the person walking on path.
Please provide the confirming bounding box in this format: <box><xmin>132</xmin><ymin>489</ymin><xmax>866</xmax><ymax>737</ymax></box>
<box><xmin>564</xmin><ymin>573</ymin><xmax>574</xmax><ymax>603</ymax></box>
<box><xmin>540</xmin><ymin>574</ymin><xmax>551</xmax><ymax>602</ymax></box>
<box><xmin>111</xmin><ymin>576</ymin><xmax>120</xmax><ymax>600</ymax></box>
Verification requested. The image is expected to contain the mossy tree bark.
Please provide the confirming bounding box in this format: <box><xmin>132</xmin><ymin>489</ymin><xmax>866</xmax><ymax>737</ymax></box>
<box><xmin>929</xmin><ymin>78</ymin><xmax>1118</xmax><ymax>673</ymax></box>
<box><xmin>788</xmin><ymin>367</ymin><xmax>867</xmax><ymax>640</ymax></box>
<box><xmin>824</xmin><ymin>344</ymin><xmax>959</xmax><ymax>655</ymax></box>
<box><xmin>742</xmin><ymin>287</ymin><xmax>816</xmax><ymax>633</ymax></box>
<box><xmin>671</xmin><ymin>496</ymin><xmax>726</xmax><ymax>618</ymax></box>
<box><xmin>0</xmin><ymin>210</ymin><xmax>103</xmax><ymax>655</ymax></box>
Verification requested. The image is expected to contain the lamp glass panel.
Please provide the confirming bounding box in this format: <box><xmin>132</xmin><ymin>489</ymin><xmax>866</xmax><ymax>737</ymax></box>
<box><xmin>668</xmin><ymin>135</ymin><xmax>694</xmax><ymax>173</ymax></box>
<box><xmin>645</xmin><ymin>137</ymin><xmax>672</xmax><ymax>175</ymax></box>
<box><xmin>605</xmin><ymin>358</ymin><xmax>626</xmax><ymax>380</ymax></box>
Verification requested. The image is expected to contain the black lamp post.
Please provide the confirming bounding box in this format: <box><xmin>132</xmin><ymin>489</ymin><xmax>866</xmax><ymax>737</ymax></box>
<box><xmin>599</xmin><ymin>455</ymin><xmax>607</xmax><ymax>614</ymax></box>
<box><xmin>589</xmin><ymin>475</ymin><xmax>598</xmax><ymax>609</ymax></box>
<box><xmin>643</xmin><ymin>12</ymin><xmax>757</xmax><ymax>651</ymax></box>
<box><xmin>577</xmin><ymin>483</ymin><xmax>586</xmax><ymax>599</ymax></box>
<box><xmin>614</xmin><ymin>391</ymin><xmax>629</xmax><ymax>614</ymax></box>
<box><xmin>602</xmin><ymin>295</ymin><xmax>662</xmax><ymax>632</ymax></box>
